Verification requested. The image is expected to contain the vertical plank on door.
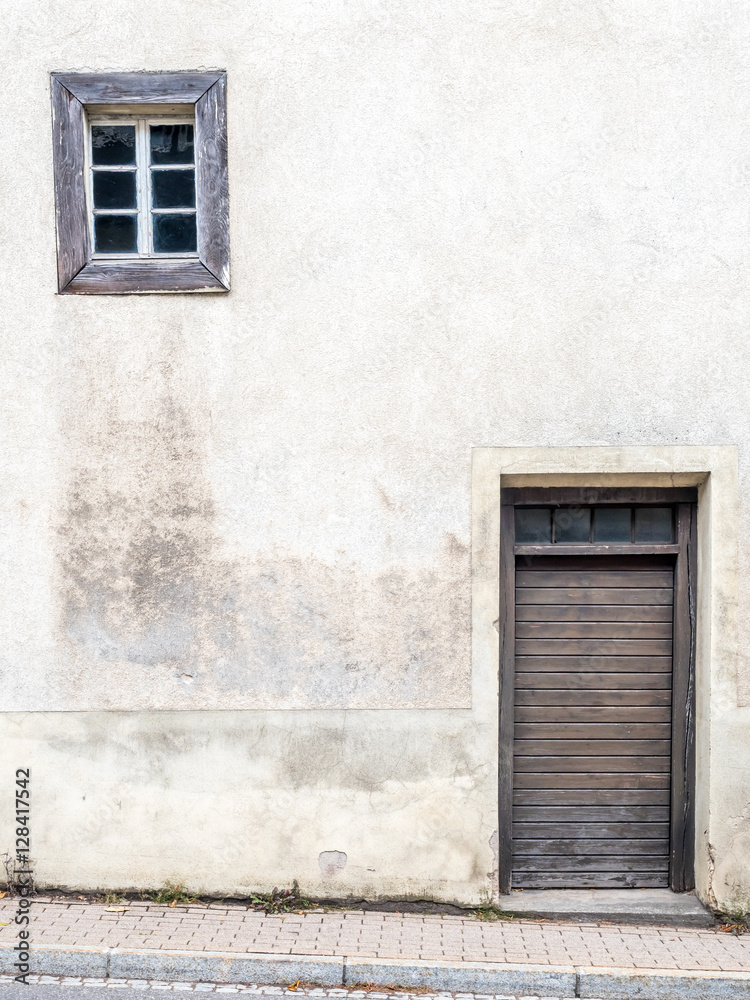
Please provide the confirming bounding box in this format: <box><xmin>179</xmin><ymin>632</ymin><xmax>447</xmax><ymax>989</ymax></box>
<box><xmin>670</xmin><ymin>503</ymin><xmax>697</xmax><ymax>891</ymax></box>
<box><xmin>498</xmin><ymin>502</ymin><xmax>515</xmax><ymax>894</ymax></box>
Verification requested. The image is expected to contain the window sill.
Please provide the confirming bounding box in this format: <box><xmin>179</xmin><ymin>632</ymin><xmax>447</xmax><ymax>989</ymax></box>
<box><xmin>61</xmin><ymin>258</ymin><xmax>227</xmax><ymax>294</ymax></box>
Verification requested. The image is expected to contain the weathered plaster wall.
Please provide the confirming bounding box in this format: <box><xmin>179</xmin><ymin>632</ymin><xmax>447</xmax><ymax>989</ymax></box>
<box><xmin>1</xmin><ymin>711</ymin><xmax>496</xmax><ymax>902</ymax></box>
<box><xmin>52</xmin><ymin>336</ymin><xmax>469</xmax><ymax>710</ymax></box>
<box><xmin>0</xmin><ymin>0</ymin><xmax>749</xmax><ymax>907</ymax></box>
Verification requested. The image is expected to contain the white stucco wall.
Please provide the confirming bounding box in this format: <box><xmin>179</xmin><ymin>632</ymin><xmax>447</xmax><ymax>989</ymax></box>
<box><xmin>1</xmin><ymin>0</ymin><xmax>749</xmax><ymax>910</ymax></box>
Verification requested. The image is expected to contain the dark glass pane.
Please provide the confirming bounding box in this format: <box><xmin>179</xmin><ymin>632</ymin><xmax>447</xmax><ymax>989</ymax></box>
<box><xmin>153</xmin><ymin>213</ymin><xmax>197</xmax><ymax>253</ymax></box>
<box><xmin>94</xmin><ymin>214</ymin><xmax>137</xmax><ymax>253</ymax></box>
<box><xmin>93</xmin><ymin>171</ymin><xmax>137</xmax><ymax>210</ymax></box>
<box><xmin>515</xmin><ymin>508</ymin><xmax>551</xmax><ymax>543</ymax></box>
<box><xmin>152</xmin><ymin>169</ymin><xmax>195</xmax><ymax>208</ymax></box>
<box><xmin>553</xmin><ymin>507</ymin><xmax>591</xmax><ymax>543</ymax></box>
<box><xmin>150</xmin><ymin>124</ymin><xmax>194</xmax><ymax>164</ymax></box>
<box><xmin>91</xmin><ymin>125</ymin><xmax>136</xmax><ymax>166</ymax></box>
<box><xmin>593</xmin><ymin>507</ymin><xmax>632</xmax><ymax>543</ymax></box>
<box><xmin>634</xmin><ymin>507</ymin><xmax>673</xmax><ymax>543</ymax></box>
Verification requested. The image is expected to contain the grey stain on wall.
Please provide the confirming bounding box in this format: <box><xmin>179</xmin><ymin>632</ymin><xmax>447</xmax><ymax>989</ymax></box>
<box><xmin>42</xmin><ymin>713</ymin><xmax>479</xmax><ymax>795</ymax></box>
<box><xmin>58</xmin><ymin>360</ymin><xmax>234</xmax><ymax>681</ymax></box>
<box><xmin>50</xmin><ymin>352</ymin><xmax>470</xmax><ymax>712</ymax></box>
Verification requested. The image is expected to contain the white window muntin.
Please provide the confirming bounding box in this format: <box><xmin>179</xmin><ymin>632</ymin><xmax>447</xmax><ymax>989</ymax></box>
<box><xmin>86</xmin><ymin>114</ymin><xmax>198</xmax><ymax>259</ymax></box>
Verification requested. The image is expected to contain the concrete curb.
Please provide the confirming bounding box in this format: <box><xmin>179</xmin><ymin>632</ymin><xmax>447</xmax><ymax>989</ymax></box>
<box><xmin>577</xmin><ymin>965</ymin><xmax>750</xmax><ymax>999</ymax></box>
<box><xmin>2</xmin><ymin>943</ymin><xmax>750</xmax><ymax>998</ymax></box>
<box><xmin>109</xmin><ymin>950</ymin><xmax>344</xmax><ymax>986</ymax></box>
<box><xmin>0</xmin><ymin>945</ymin><xmax>343</xmax><ymax>986</ymax></box>
<box><xmin>345</xmin><ymin>957</ymin><xmax>575</xmax><ymax>994</ymax></box>
<box><xmin>0</xmin><ymin>944</ymin><xmax>108</xmax><ymax>978</ymax></box>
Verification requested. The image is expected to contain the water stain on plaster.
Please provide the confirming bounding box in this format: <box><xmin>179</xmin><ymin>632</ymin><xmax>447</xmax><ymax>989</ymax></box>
<box><xmin>58</xmin><ymin>365</ymin><xmax>234</xmax><ymax>683</ymax></box>
<box><xmin>42</xmin><ymin>711</ymin><xmax>483</xmax><ymax>794</ymax></box>
<box><xmin>51</xmin><ymin>352</ymin><xmax>471</xmax><ymax>711</ymax></box>
<box><xmin>376</xmin><ymin>481</ymin><xmax>398</xmax><ymax>511</ymax></box>
<box><xmin>445</xmin><ymin>532</ymin><xmax>468</xmax><ymax>560</ymax></box>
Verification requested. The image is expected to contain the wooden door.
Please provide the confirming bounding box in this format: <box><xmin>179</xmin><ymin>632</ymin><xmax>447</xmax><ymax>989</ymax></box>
<box><xmin>511</xmin><ymin>555</ymin><xmax>673</xmax><ymax>888</ymax></box>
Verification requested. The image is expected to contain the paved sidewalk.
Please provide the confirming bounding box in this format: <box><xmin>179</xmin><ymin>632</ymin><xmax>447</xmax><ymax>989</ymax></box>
<box><xmin>2</xmin><ymin>898</ymin><xmax>749</xmax><ymax>999</ymax></box>
<box><xmin>0</xmin><ymin>899</ymin><xmax>746</xmax><ymax>972</ymax></box>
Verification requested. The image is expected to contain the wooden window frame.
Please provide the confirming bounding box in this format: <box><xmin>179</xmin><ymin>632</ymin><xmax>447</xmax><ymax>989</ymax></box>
<box><xmin>51</xmin><ymin>72</ymin><xmax>229</xmax><ymax>294</ymax></box>
<box><xmin>498</xmin><ymin>487</ymin><xmax>697</xmax><ymax>894</ymax></box>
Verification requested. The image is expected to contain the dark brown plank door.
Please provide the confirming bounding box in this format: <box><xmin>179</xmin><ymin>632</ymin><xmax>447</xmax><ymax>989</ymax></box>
<box><xmin>512</xmin><ymin>557</ymin><xmax>673</xmax><ymax>888</ymax></box>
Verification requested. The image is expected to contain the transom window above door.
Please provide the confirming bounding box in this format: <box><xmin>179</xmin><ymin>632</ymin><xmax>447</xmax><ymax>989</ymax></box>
<box><xmin>515</xmin><ymin>506</ymin><xmax>674</xmax><ymax>545</ymax></box>
<box><xmin>89</xmin><ymin>119</ymin><xmax>197</xmax><ymax>256</ymax></box>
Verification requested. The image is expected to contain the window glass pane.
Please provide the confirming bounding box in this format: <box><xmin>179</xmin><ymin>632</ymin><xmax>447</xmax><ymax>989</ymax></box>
<box><xmin>152</xmin><ymin>169</ymin><xmax>196</xmax><ymax>208</ymax></box>
<box><xmin>94</xmin><ymin>214</ymin><xmax>138</xmax><ymax>253</ymax></box>
<box><xmin>515</xmin><ymin>508</ymin><xmax>551</xmax><ymax>543</ymax></box>
<box><xmin>153</xmin><ymin>213</ymin><xmax>197</xmax><ymax>253</ymax></box>
<box><xmin>93</xmin><ymin>171</ymin><xmax>137</xmax><ymax>210</ymax></box>
<box><xmin>150</xmin><ymin>124</ymin><xmax>194</xmax><ymax>165</ymax></box>
<box><xmin>634</xmin><ymin>507</ymin><xmax>673</xmax><ymax>543</ymax></box>
<box><xmin>593</xmin><ymin>507</ymin><xmax>632</xmax><ymax>543</ymax></box>
<box><xmin>91</xmin><ymin>125</ymin><xmax>136</xmax><ymax>166</ymax></box>
<box><xmin>553</xmin><ymin>507</ymin><xmax>591</xmax><ymax>543</ymax></box>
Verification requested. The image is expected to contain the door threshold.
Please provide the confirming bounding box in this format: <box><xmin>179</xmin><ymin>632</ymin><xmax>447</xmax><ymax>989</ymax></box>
<box><xmin>496</xmin><ymin>888</ymin><xmax>713</xmax><ymax>927</ymax></box>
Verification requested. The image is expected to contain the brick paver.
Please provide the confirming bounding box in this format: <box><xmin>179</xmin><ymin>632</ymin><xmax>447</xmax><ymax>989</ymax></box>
<box><xmin>1</xmin><ymin>898</ymin><xmax>748</xmax><ymax>973</ymax></box>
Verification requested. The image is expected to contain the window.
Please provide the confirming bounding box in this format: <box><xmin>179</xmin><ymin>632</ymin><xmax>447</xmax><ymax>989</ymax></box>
<box><xmin>514</xmin><ymin>505</ymin><xmax>674</xmax><ymax>544</ymax></box>
<box><xmin>89</xmin><ymin>119</ymin><xmax>198</xmax><ymax>257</ymax></box>
<box><xmin>51</xmin><ymin>72</ymin><xmax>229</xmax><ymax>293</ymax></box>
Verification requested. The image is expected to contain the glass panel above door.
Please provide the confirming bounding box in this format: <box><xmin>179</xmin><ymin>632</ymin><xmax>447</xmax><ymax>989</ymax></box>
<box><xmin>634</xmin><ymin>507</ymin><xmax>673</xmax><ymax>543</ymax></box>
<box><xmin>553</xmin><ymin>507</ymin><xmax>591</xmax><ymax>543</ymax></box>
<box><xmin>593</xmin><ymin>507</ymin><xmax>632</xmax><ymax>542</ymax></box>
<box><xmin>515</xmin><ymin>508</ymin><xmax>552</xmax><ymax>543</ymax></box>
<box><xmin>515</xmin><ymin>505</ymin><xmax>675</xmax><ymax>545</ymax></box>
